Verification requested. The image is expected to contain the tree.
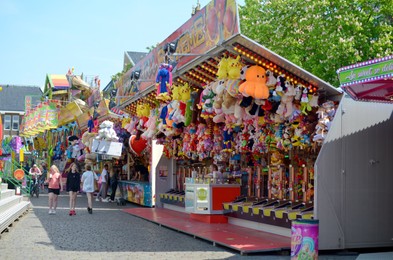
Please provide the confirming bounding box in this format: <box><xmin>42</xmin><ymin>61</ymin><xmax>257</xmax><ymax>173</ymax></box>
<box><xmin>239</xmin><ymin>0</ymin><xmax>393</xmax><ymax>86</ymax></box>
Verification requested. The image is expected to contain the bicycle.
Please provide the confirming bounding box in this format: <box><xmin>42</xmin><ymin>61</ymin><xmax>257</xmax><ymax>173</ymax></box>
<box><xmin>30</xmin><ymin>178</ymin><xmax>40</xmax><ymax>198</ymax></box>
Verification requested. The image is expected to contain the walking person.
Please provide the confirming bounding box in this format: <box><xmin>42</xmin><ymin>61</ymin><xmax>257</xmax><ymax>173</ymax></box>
<box><xmin>109</xmin><ymin>170</ymin><xmax>119</xmax><ymax>202</ymax></box>
<box><xmin>81</xmin><ymin>164</ymin><xmax>98</xmax><ymax>214</ymax></box>
<box><xmin>96</xmin><ymin>164</ymin><xmax>109</xmax><ymax>202</ymax></box>
<box><xmin>48</xmin><ymin>165</ymin><xmax>63</xmax><ymax>215</ymax></box>
<box><xmin>66</xmin><ymin>163</ymin><xmax>80</xmax><ymax>216</ymax></box>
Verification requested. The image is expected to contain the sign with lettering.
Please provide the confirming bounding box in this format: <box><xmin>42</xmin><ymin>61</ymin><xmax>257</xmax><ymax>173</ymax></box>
<box><xmin>116</xmin><ymin>0</ymin><xmax>240</xmax><ymax>101</ymax></box>
<box><xmin>338</xmin><ymin>56</ymin><xmax>393</xmax><ymax>87</ymax></box>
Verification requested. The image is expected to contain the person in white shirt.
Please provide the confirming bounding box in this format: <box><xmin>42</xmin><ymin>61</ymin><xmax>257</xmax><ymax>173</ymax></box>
<box><xmin>96</xmin><ymin>164</ymin><xmax>109</xmax><ymax>202</ymax></box>
<box><xmin>81</xmin><ymin>164</ymin><xmax>98</xmax><ymax>214</ymax></box>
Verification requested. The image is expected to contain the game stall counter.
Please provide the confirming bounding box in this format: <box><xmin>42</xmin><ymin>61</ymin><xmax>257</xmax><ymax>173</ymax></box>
<box><xmin>118</xmin><ymin>180</ymin><xmax>152</xmax><ymax>207</ymax></box>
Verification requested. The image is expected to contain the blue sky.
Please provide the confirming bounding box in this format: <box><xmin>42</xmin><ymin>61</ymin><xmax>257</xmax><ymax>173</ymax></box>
<box><xmin>0</xmin><ymin>0</ymin><xmax>244</xmax><ymax>90</ymax></box>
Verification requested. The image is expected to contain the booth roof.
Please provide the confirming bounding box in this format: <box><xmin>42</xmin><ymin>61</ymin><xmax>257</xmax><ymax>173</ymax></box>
<box><xmin>119</xmin><ymin>34</ymin><xmax>343</xmax><ymax>110</ymax></box>
<box><xmin>338</xmin><ymin>55</ymin><xmax>393</xmax><ymax>103</ymax></box>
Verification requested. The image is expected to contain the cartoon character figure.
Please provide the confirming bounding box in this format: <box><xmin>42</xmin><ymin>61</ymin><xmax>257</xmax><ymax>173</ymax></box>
<box><xmin>156</xmin><ymin>63</ymin><xmax>173</xmax><ymax>102</ymax></box>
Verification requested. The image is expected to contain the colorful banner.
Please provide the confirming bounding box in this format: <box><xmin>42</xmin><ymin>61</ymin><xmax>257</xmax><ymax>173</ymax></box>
<box><xmin>116</xmin><ymin>0</ymin><xmax>240</xmax><ymax>100</ymax></box>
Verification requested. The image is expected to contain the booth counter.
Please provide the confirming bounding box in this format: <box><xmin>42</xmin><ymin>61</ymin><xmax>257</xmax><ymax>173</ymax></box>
<box><xmin>185</xmin><ymin>183</ymin><xmax>240</xmax><ymax>214</ymax></box>
<box><xmin>118</xmin><ymin>180</ymin><xmax>152</xmax><ymax>207</ymax></box>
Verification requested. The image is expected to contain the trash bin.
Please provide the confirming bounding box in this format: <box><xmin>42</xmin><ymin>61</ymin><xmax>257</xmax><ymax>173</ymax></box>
<box><xmin>291</xmin><ymin>219</ymin><xmax>319</xmax><ymax>259</ymax></box>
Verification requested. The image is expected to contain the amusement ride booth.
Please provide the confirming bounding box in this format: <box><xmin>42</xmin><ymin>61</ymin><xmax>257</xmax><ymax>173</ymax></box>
<box><xmin>115</xmin><ymin>0</ymin><xmax>393</xmax><ymax>253</ymax></box>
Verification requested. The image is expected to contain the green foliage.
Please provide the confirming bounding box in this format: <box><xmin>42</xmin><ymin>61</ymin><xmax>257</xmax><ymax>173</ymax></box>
<box><xmin>239</xmin><ymin>0</ymin><xmax>393</xmax><ymax>86</ymax></box>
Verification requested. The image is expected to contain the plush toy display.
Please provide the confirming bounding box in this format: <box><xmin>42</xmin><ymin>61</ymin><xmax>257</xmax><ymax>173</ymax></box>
<box><xmin>198</xmin><ymin>84</ymin><xmax>216</xmax><ymax>119</ymax></box>
<box><xmin>276</xmin><ymin>81</ymin><xmax>296</xmax><ymax>118</ymax></box>
<box><xmin>141</xmin><ymin>109</ymin><xmax>158</xmax><ymax>139</ymax></box>
<box><xmin>239</xmin><ymin>65</ymin><xmax>269</xmax><ymax>99</ymax></box>
<box><xmin>217</xmin><ymin>56</ymin><xmax>229</xmax><ymax>79</ymax></box>
<box><xmin>227</xmin><ymin>55</ymin><xmax>243</xmax><ymax>79</ymax></box>
<box><xmin>81</xmin><ymin>131</ymin><xmax>97</xmax><ymax>163</ymax></box>
<box><xmin>184</xmin><ymin>90</ymin><xmax>198</xmax><ymax>126</ymax></box>
<box><xmin>95</xmin><ymin>120</ymin><xmax>119</xmax><ymax>141</ymax></box>
<box><xmin>266</xmin><ymin>70</ymin><xmax>277</xmax><ymax>87</ymax></box>
<box><xmin>67</xmin><ymin>135</ymin><xmax>83</xmax><ymax>159</ymax></box>
<box><xmin>156</xmin><ymin>63</ymin><xmax>173</xmax><ymax>102</ymax></box>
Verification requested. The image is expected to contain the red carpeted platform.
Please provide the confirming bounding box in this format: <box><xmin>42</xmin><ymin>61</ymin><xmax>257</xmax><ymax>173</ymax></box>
<box><xmin>123</xmin><ymin>208</ymin><xmax>290</xmax><ymax>254</ymax></box>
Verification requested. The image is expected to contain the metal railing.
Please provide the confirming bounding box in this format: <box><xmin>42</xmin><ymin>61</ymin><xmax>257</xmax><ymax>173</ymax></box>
<box><xmin>0</xmin><ymin>159</ymin><xmax>33</xmax><ymax>197</ymax></box>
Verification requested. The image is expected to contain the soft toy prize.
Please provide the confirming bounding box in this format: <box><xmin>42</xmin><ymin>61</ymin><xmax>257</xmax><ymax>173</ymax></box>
<box><xmin>156</xmin><ymin>63</ymin><xmax>173</xmax><ymax>102</ymax></box>
<box><xmin>239</xmin><ymin>65</ymin><xmax>269</xmax><ymax>99</ymax></box>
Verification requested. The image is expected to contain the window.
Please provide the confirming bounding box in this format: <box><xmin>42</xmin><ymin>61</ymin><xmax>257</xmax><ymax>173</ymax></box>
<box><xmin>4</xmin><ymin>115</ymin><xmax>11</xmax><ymax>130</ymax></box>
<box><xmin>12</xmin><ymin>115</ymin><xmax>19</xmax><ymax>131</ymax></box>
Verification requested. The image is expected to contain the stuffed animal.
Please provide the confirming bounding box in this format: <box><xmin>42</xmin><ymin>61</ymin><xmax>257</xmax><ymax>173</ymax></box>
<box><xmin>198</xmin><ymin>85</ymin><xmax>216</xmax><ymax>119</ymax></box>
<box><xmin>141</xmin><ymin>109</ymin><xmax>158</xmax><ymax>139</ymax></box>
<box><xmin>217</xmin><ymin>56</ymin><xmax>229</xmax><ymax>79</ymax></box>
<box><xmin>96</xmin><ymin>120</ymin><xmax>119</xmax><ymax>141</ymax></box>
<box><xmin>276</xmin><ymin>81</ymin><xmax>296</xmax><ymax>118</ymax></box>
<box><xmin>300</xmin><ymin>88</ymin><xmax>312</xmax><ymax>115</ymax></box>
<box><xmin>238</xmin><ymin>65</ymin><xmax>269</xmax><ymax>99</ymax></box>
<box><xmin>227</xmin><ymin>55</ymin><xmax>243</xmax><ymax>79</ymax></box>
<box><xmin>81</xmin><ymin>131</ymin><xmax>97</xmax><ymax>163</ymax></box>
<box><xmin>156</xmin><ymin>63</ymin><xmax>173</xmax><ymax>102</ymax></box>
<box><xmin>239</xmin><ymin>65</ymin><xmax>251</xmax><ymax>80</ymax></box>
<box><xmin>266</xmin><ymin>70</ymin><xmax>277</xmax><ymax>88</ymax></box>
<box><xmin>67</xmin><ymin>135</ymin><xmax>83</xmax><ymax>159</ymax></box>
<box><xmin>124</xmin><ymin>117</ymin><xmax>138</xmax><ymax>135</ymax></box>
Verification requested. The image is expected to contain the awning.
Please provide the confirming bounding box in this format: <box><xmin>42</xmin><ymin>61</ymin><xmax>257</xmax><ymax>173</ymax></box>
<box><xmin>338</xmin><ymin>55</ymin><xmax>393</xmax><ymax>103</ymax></box>
<box><xmin>46</xmin><ymin>74</ymin><xmax>70</xmax><ymax>90</ymax></box>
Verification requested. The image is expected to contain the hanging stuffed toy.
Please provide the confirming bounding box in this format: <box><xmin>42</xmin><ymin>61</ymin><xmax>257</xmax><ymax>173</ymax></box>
<box><xmin>217</xmin><ymin>56</ymin><xmax>229</xmax><ymax>79</ymax></box>
<box><xmin>95</xmin><ymin>120</ymin><xmax>119</xmax><ymax>141</ymax></box>
<box><xmin>266</xmin><ymin>70</ymin><xmax>277</xmax><ymax>88</ymax></box>
<box><xmin>239</xmin><ymin>65</ymin><xmax>269</xmax><ymax>99</ymax></box>
<box><xmin>276</xmin><ymin>81</ymin><xmax>296</xmax><ymax>118</ymax></box>
<box><xmin>227</xmin><ymin>55</ymin><xmax>243</xmax><ymax>79</ymax></box>
<box><xmin>129</xmin><ymin>131</ymin><xmax>147</xmax><ymax>156</ymax></box>
<box><xmin>156</xmin><ymin>63</ymin><xmax>173</xmax><ymax>102</ymax></box>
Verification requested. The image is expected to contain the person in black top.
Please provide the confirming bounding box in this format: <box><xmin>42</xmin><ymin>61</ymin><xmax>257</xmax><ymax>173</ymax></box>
<box><xmin>66</xmin><ymin>163</ymin><xmax>81</xmax><ymax>216</ymax></box>
<box><xmin>134</xmin><ymin>164</ymin><xmax>149</xmax><ymax>182</ymax></box>
<box><xmin>109</xmin><ymin>170</ymin><xmax>119</xmax><ymax>202</ymax></box>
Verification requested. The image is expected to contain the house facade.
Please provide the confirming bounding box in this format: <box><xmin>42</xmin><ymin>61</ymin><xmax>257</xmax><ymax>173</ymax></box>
<box><xmin>0</xmin><ymin>85</ymin><xmax>42</xmax><ymax>140</ymax></box>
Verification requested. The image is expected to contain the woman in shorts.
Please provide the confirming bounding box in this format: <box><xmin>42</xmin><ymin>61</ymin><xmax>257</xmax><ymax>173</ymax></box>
<box><xmin>48</xmin><ymin>165</ymin><xmax>63</xmax><ymax>215</ymax></box>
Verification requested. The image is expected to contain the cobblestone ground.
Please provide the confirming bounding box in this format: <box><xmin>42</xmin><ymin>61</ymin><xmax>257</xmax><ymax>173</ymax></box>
<box><xmin>3</xmin><ymin>191</ymin><xmax>387</xmax><ymax>259</ymax></box>
<box><xmin>0</xmin><ymin>191</ymin><xmax>293</xmax><ymax>260</ymax></box>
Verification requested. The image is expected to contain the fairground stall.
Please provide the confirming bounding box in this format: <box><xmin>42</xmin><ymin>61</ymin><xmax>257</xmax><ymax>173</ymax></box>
<box><xmin>115</xmin><ymin>0</ymin><xmax>393</xmax><ymax>251</ymax></box>
<box><xmin>19</xmin><ymin>71</ymin><xmax>132</xmax><ymax>201</ymax></box>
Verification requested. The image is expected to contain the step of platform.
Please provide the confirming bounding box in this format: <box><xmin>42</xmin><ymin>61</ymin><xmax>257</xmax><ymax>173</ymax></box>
<box><xmin>0</xmin><ymin>195</ymin><xmax>23</xmax><ymax>212</ymax></box>
<box><xmin>0</xmin><ymin>200</ymin><xmax>30</xmax><ymax>235</ymax></box>
<box><xmin>1</xmin><ymin>183</ymin><xmax>8</xmax><ymax>191</ymax></box>
<box><xmin>1</xmin><ymin>189</ymin><xmax>15</xmax><ymax>200</ymax></box>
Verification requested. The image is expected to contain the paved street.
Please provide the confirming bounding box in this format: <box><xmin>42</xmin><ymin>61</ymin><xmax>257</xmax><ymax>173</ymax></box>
<box><xmin>0</xmin><ymin>192</ymin><xmax>292</xmax><ymax>260</ymax></box>
<box><xmin>2</xmin><ymin>191</ymin><xmax>391</xmax><ymax>260</ymax></box>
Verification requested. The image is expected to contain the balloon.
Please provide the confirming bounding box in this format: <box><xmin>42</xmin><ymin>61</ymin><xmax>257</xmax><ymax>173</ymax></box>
<box><xmin>129</xmin><ymin>135</ymin><xmax>147</xmax><ymax>156</ymax></box>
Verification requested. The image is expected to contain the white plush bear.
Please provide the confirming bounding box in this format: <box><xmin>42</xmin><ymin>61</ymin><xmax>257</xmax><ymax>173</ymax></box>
<box><xmin>96</xmin><ymin>120</ymin><xmax>119</xmax><ymax>141</ymax></box>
